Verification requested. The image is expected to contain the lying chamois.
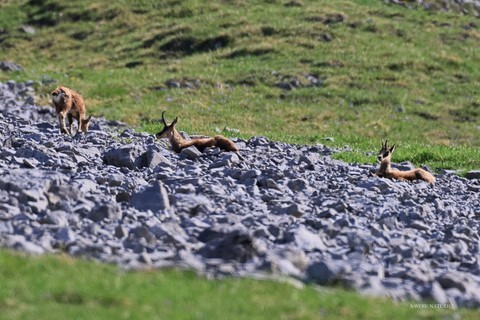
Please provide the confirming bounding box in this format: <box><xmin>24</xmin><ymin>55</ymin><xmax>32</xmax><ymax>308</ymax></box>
<box><xmin>51</xmin><ymin>86</ymin><xmax>92</xmax><ymax>134</ymax></box>
<box><xmin>375</xmin><ymin>140</ymin><xmax>435</xmax><ymax>184</ymax></box>
<box><xmin>155</xmin><ymin>111</ymin><xmax>239</xmax><ymax>153</ymax></box>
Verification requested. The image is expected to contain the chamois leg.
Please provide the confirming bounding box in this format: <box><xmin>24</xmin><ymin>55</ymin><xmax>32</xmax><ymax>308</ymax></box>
<box><xmin>67</xmin><ymin>113</ymin><xmax>75</xmax><ymax>135</ymax></box>
<box><xmin>58</xmin><ymin>112</ymin><xmax>69</xmax><ymax>134</ymax></box>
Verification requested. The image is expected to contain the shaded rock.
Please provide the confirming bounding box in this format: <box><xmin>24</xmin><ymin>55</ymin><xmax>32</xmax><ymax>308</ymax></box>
<box><xmin>306</xmin><ymin>260</ymin><xmax>347</xmax><ymax>285</ymax></box>
<box><xmin>88</xmin><ymin>203</ymin><xmax>122</xmax><ymax>222</ymax></box>
<box><xmin>465</xmin><ymin>170</ymin><xmax>480</xmax><ymax>180</ymax></box>
<box><xmin>198</xmin><ymin>227</ymin><xmax>260</xmax><ymax>262</ymax></box>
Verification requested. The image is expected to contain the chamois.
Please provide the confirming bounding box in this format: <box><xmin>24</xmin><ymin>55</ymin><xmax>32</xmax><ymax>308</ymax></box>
<box><xmin>375</xmin><ymin>140</ymin><xmax>435</xmax><ymax>184</ymax></box>
<box><xmin>155</xmin><ymin>111</ymin><xmax>239</xmax><ymax>153</ymax></box>
<box><xmin>51</xmin><ymin>86</ymin><xmax>92</xmax><ymax>135</ymax></box>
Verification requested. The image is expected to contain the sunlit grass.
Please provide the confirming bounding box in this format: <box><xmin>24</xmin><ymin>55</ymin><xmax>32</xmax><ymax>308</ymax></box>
<box><xmin>1</xmin><ymin>250</ymin><xmax>478</xmax><ymax>320</ymax></box>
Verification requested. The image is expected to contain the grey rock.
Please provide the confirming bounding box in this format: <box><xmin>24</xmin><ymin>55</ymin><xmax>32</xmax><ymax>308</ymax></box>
<box><xmin>291</xmin><ymin>226</ymin><xmax>327</xmax><ymax>252</ymax></box>
<box><xmin>287</xmin><ymin>178</ymin><xmax>308</xmax><ymax>192</ymax></box>
<box><xmin>6</xmin><ymin>235</ymin><xmax>45</xmax><ymax>254</ymax></box>
<box><xmin>285</xmin><ymin>203</ymin><xmax>308</xmax><ymax>218</ymax></box>
<box><xmin>306</xmin><ymin>260</ymin><xmax>342</xmax><ymax>285</ymax></box>
<box><xmin>130</xmin><ymin>181</ymin><xmax>170</xmax><ymax>212</ymax></box>
<box><xmin>0</xmin><ymin>61</ymin><xmax>23</xmax><ymax>72</ymax></box>
<box><xmin>172</xmin><ymin>194</ymin><xmax>212</xmax><ymax>216</ymax></box>
<box><xmin>465</xmin><ymin>170</ymin><xmax>480</xmax><ymax>180</ymax></box>
<box><xmin>104</xmin><ymin>144</ymin><xmax>145</xmax><ymax>169</ymax></box>
<box><xmin>55</xmin><ymin>227</ymin><xmax>76</xmax><ymax>244</ymax></box>
<box><xmin>180</xmin><ymin>146</ymin><xmax>202</xmax><ymax>160</ymax></box>
<box><xmin>114</xmin><ymin>225</ymin><xmax>128</xmax><ymax>239</ymax></box>
<box><xmin>198</xmin><ymin>227</ymin><xmax>260</xmax><ymax>262</ymax></box>
<box><xmin>20</xmin><ymin>25</ymin><xmax>36</xmax><ymax>35</ymax></box>
<box><xmin>88</xmin><ymin>203</ymin><xmax>122</xmax><ymax>222</ymax></box>
<box><xmin>142</xmin><ymin>149</ymin><xmax>170</xmax><ymax>168</ymax></box>
<box><xmin>437</xmin><ymin>271</ymin><xmax>467</xmax><ymax>292</ymax></box>
<box><xmin>40</xmin><ymin>211</ymin><xmax>69</xmax><ymax>227</ymax></box>
<box><xmin>428</xmin><ymin>281</ymin><xmax>450</xmax><ymax>304</ymax></box>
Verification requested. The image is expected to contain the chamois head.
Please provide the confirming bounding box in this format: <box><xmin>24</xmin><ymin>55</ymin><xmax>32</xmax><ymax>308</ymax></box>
<box><xmin>51</xmin><ymin>86</ymin><xmax>68</xmax><ymax>104</ymax></box>
<box><xmin>155</xmin><ymin>111</ymin><xmax>178</xmax><ymax>139</ymax></box>
<box><xmin>377</xmin><ymin>140</ymin><xmax>396</xmax><ymax>163</ymax></box>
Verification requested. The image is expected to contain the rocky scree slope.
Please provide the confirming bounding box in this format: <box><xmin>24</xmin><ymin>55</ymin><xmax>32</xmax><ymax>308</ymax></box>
<box><xmin>0</xmin><ymin>81</ymin><xmax>479</xmax><ymax>307</ymax></box>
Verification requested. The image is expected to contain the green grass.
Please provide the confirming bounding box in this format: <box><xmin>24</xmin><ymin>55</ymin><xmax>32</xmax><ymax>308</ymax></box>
<box><xmin>1</xmin><ymin>250</ymin><xmax>478</xmax><ymax>320</ymax></box>
<box><xmin>0</xmin><ymin>0</ymin><xmax>479</xmax><ymax>171</ymax></box>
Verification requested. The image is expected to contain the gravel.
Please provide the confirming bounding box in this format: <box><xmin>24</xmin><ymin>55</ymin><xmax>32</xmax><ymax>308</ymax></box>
<box><xmin>0</xmin><ymin>81</ymin><xmax>479</xmax><ymax>307</ymax></box>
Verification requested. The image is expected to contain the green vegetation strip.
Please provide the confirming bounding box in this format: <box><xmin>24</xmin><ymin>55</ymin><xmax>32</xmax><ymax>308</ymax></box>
<box><xmin>1</xmin><ymin>250</ymin><xmax>478</xmax><ymax>319</ymax></box>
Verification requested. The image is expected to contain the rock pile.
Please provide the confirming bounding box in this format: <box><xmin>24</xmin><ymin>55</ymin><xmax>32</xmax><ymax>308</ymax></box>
<box><xmin>0</xmin><ymin>81</ymin><xmax>479</xmax><ymax>307</ymax></box>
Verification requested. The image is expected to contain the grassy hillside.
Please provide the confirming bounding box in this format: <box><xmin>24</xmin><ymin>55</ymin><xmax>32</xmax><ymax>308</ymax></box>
<box><xmin>1</xmin><ymin>250</ymin><xmax>479</xmax><ymax>320</ymax></box>
<box><xmin>0</xmin><ymin>0</ymin><xmax>479</xmax><ymax>171</ymax></box>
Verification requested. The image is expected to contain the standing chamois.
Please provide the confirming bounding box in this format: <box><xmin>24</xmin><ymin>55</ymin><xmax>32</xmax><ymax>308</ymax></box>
<box><xmin>375</xmin><ymin>140</ymin><xmax>436</xmax><ymax>184</ymax></box>
<box><xmin>51</xmin><ymin>86</ymin><xmax>92</xmax><ymax>135</ymax></box>
<box><xmin>155</xmin><ymin>111</ymin><xmax>239</xmax><ymax>153</ymax></box>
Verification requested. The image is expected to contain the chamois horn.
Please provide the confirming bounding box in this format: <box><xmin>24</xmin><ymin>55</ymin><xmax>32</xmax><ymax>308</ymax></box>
<box><xmin>160</xmin><ymin>110</ymin><xmax>167</xmax><ymax>126</ymax></box>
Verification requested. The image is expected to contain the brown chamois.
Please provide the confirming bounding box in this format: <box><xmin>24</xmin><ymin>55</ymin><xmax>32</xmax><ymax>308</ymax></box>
<box><xmin>155</xmin><ymin>111</ymin><xmax>239</xmax><ymax>153</ymax></box>
<box><xmin>375</xmin><ymin>140</ymin><xmax>435</xmax><ymax>184</ymax></box>
<box><xmin>51</xmin><ymin>86</ymin><xmax>92</xmax><ymax>134</ymax></box>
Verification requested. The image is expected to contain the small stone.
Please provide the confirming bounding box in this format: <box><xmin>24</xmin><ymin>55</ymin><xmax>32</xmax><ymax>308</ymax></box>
<box><xmin>20</xmin><ymin>25</ymin><xmax>36</xmax><ymax>35</ymax></box>
<box><xmin>114</xmin><ymin>225</ymin><xmax>128</xmax><ymax>239</ymax></box>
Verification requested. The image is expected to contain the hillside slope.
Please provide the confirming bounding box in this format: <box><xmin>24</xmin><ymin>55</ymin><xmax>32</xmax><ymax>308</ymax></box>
<box><xmin>0</xmin><ymin>0</ymin><xmax>479</xmax><ymax>169</ymax></box>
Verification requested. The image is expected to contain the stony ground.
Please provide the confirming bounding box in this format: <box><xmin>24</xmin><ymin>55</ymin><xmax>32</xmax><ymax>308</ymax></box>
<box><xmin>0</xmin><ymin>81</ymin><xmax>479</xmax><ymax>308</ymax></box>
<box><xmin>385</xmin><ymin>0</ymin><xmax>480</xmax><ymax>16</ymax></box>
